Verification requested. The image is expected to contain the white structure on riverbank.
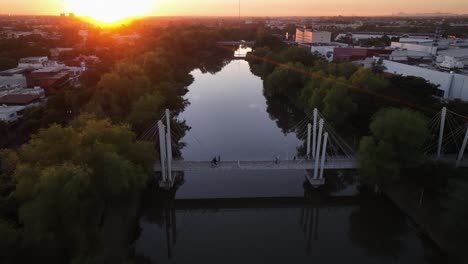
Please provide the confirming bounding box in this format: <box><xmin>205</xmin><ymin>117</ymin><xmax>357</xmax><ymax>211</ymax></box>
<box><xmin>381</xmin><ymin>60</ymin><xmax>468</xmax><ymax>101</ymax></box>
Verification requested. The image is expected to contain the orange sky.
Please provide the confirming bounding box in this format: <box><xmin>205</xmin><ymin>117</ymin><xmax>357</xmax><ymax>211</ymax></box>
<box><xmin>0</xmin><ymin>0</ymin><xmax>467</xmax><ymax>16</ymax></box>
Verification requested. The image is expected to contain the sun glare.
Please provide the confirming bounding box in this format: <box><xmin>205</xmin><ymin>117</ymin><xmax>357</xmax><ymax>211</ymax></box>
<box><xmin>66</xmin><ymin>0</ymin><xmax>154</xmax><ymax>26</ymax></box>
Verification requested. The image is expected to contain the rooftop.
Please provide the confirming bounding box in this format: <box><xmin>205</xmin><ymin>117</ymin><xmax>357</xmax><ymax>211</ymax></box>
<box><xmin>438</xmin><ymin>48</ymin><xmax>468</xmax><ymax>58</ymax></box>
<box><xmin>0</xmin><ymin>94</ymin><xmax>41</xmax><ymax>106</ymax></box>
<box><xmin>0</xmin><ymin>67</ymin><xmax>29</xmax><ymax>76</ymax></box>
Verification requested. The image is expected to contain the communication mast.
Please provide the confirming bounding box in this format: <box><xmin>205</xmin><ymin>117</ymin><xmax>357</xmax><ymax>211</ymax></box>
<box><xmin>433</xmin><ymin>27</ymin><xmax>444</xmax><ymax>47</ymax></box>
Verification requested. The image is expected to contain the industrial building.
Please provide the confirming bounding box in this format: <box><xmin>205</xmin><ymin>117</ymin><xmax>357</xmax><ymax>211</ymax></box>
<box><xmin>381</xmin><ymin>60</ymin><xmax>468</xmax><ymax>101</ymax></box>
<box><xmin>295</xmin><ymin>28</ymin><xmax>331</xmax><ymax>44</ymax></box>
<box><xmin>312</xmin><ymin>45</ymin><xmax>392</xmax><ymax>62</ymax></box>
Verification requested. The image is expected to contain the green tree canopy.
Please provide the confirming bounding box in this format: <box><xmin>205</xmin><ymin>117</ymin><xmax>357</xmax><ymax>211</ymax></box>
<box><xmin>358</xmin><ymin>108</ymin><xmax>429</xmax><ymax>184</ymax></box>
<box><xmin>323</xmin><ymin>83</ymin><xmax>357</xmax><ymax>129</ymax></box>
<box><xmin>265</xmin><ymin>62</ymin><xmax>307</xmax><ymax>96</ymax></box>
<box><xmin>351</xmin><ymin>68</ymin><xmax>390</xmax><ymax>91</ymax></box>
<box><xmin>11</xmin><ymin>114</ymin><xmax>155</xmax><ymax>262</ymax></box>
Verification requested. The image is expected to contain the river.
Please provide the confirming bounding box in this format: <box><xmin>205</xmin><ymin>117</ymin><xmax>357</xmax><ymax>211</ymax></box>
<box><xmin>134</xmin><ymin>48</ymin><xmax>446</xmax><ymax>263</ymax></box>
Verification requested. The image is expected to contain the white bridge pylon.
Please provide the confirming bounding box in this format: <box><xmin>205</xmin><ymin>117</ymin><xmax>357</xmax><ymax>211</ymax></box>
<box><xmin>158</xmin><ymin>109</ymin><xmax>174</xmax><ymax>189</ymax></box>
<box><xmin>306</xmin><ymin>109</ymin><xmax>330</xmax><ymax>186</ymax></box>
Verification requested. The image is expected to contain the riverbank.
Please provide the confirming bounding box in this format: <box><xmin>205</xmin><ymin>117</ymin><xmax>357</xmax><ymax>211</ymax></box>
<box><xmin>384</xmin><ymin>185</ymin><xmax>468</xmax><ymax>263</ymax></box>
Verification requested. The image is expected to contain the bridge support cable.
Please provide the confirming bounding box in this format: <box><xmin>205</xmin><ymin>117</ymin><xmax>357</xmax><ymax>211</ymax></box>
<box><xmin>437</xmin><ymin>107</ymin><xmax>447</xmax><ymax>159</ymax></box>
<box><xmin>457</xmin><ymin>127</ymin><xmax>468</xmax><ymax>167</ymax></box>
<box><xmin>171</xmin><ymin>119</ymin><xmax>215</xmax><ymax>160</ymax></box>
<box><xmin>440</xmin><ymin>125</ymin><xmax>465</xmax><ymax>158</ymax></box>
<box><xmin>423</xmin><ymin>112</ymin><xmax>441</xmax><ymax>154</ymax></box>
<box><xmin>446</xmin><ymin>111</ymin><xmax>467</xmax><ymax>151</ymax></box>
<box><xmin>321</xmin><ymin>121</ymin><xmax>355</xmax><ymax>158</ymax></box>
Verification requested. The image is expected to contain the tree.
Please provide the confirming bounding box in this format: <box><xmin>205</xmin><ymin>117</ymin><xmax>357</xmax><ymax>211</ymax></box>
<box><xmin>323</xmin><ymin>83</ymin><xmax>357</xmax><ymax>129</ymax></box>
<box><xmin>358</xmin><ymin>108</ymin><xmax>429</xmax><ymax>184</ymax></box>
<box><xmin>350</xmin><ymin>68</ymin><xmax>389</xmax><ymax>91</ymax></box>
<box><xmin>93</xmin><ymin>62</ymin><xmax>152</xmax><ymax>121</ymax></box>
<box><xmin>265</xmin><ymin>62</ymin><xmax>307</xmax><ymax>96</ymax></box>
<box><xmin>387</xmin><ymin>75</ymin><xmax>439</xmax><ymax>106</ymax></box>
<box><xmin>12</xmin><ymin>114</ymin><xmax>155</xmax><ymax>262</ymax></box>
<box><xmin>327</xmin><ymin>62</ymin><xmax>359</xmax><ymax>79</ymax></box>
<box><xmin>127</xmin><ymin>92</ymin><xmax>166</xmax><ymax>133</ymax></box>
<box><xmin>280</xmin><ymin>46</ymin><xmax>318</xmax><ymax>67</ymax></box>
<box><xmin>0</xmin><ymin>149</ymin><xmax>18</xmax><ymax>179</ymax></box>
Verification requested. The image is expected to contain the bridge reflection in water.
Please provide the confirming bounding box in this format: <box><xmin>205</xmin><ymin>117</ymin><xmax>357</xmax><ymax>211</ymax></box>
<box><xmin>134</xmin><ymin>172</ymin><xmax>445</xmax><ymax>263</ymax></box>
<box><xmin>137</xmin><ymin>174</ymin><xmax>364</xmax><ymax>261</ymax></box>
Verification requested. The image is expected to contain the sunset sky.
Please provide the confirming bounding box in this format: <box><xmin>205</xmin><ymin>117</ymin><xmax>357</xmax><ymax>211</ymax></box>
<box><xmin>0</xmin><ymin>0</ymin><xmax>467</xmax><ymax>17</ymax></box>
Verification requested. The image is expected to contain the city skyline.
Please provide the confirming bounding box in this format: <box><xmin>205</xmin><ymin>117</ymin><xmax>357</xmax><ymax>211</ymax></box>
<box><xmin>0</xmin><ymin>0</ymin><xmax>467</xmax><ymax>17</ymax></box>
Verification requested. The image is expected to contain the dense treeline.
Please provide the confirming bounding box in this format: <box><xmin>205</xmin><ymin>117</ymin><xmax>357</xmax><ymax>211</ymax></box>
<box><xmin>0</xmin><ymin>24</ymin><xmax>235</xmax><ymax>263</ymax></box>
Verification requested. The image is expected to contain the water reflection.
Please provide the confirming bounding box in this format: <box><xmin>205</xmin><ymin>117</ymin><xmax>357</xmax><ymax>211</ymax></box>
<box><xmin>234</xmin><ymin>45</ymin><xmax>253</xmax><ymax>58</ymax></box>
<box><xmin>135</xmin><ymin>179</ymin><xmax>445</xmax><ymax>264</ymax></box>
<box><xmin>177</xmin><ymin>60</ymin><xmax>300</xmax><ymax>161</ymax></box>
<box><xmin>136</xmin><ymin>55</ymin><xmax>445</xmax><ymax>263</ymax></box>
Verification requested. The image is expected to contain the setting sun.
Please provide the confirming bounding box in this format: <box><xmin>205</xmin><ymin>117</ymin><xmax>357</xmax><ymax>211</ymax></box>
<box><xmin>66</xmin><ymin>0</ymin><xmax>154</xmax><ymax>25</ymax></box>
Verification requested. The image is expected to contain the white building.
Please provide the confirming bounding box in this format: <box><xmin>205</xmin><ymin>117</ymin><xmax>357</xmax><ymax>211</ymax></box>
<box><xmin>17</xmin><ymin>57</ymin><xmax>50</xmax><ymax>69</ymax></box>
<box><xmin>382</xmin><ymin>60</ymin><xmax>468</xmax><ymax>101</ymax></box>
<box><xmin>296</xmin><ymin>28</ymin><xmax>331</xmax><ymax>44</ymax></box>
<box><xmin>0</xmin><ymin>67</ymin><xmax>28</xmax><ymax>87</ymax></box>
<box><xmin>0</xmin><ymin>93</ymin><xmax>44</xmax><ymax>122</ymax></box>
<box><xmin>311</xmin><ymin>43</ymin><xmax>348</xmax><ymax>62</ymax></box>
<box><xmin>0</xmin><ymin>86</ymin><xmax>45</xmax><ymax>98</ymax></box>
<box><xmin>0</xmin><ymin>105</ymin><xmax>25</xmax><ymax>122</ymax></box>
<box><xmin>437</xmin><ymin>49</ymin><xmax>468</xmax><ymax>68</ymax></box>
<box><xmin>389</xmin><ymin>50</ymin><xmax>433</xmax><ymax>62</ymax></box>
<box><xmin>391</xmin><ymin>42</ymin><xmax>437</xmax><ymax>56</ymax></box>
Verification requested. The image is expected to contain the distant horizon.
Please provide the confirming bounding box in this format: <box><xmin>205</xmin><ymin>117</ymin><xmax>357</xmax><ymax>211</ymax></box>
<box><xmin>0</xmin><ymin>0</ymin><xmax>467</xmax><ymax>18</ymax></box>
<box><xmin>1</xmin><ymin>13</ymin><xmax>468</xmax><ymax>18</ymax></box>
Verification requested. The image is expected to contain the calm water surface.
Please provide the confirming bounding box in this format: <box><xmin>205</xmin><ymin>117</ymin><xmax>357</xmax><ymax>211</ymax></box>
<box><xmin>135</xmin><ymin>51</ymin><xmax>446</xmax><ymax>263</ymax></box>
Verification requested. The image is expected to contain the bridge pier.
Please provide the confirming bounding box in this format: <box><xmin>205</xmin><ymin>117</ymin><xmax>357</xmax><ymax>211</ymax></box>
<box><xmin>437</xmin><ymin>107</ymin><xmax>447</xmax><ymax>159</ymax></box>
<box><xmin>457</xmin><ymin>126</ymin><xmax>468</xmax><ymax>167</ymax></box>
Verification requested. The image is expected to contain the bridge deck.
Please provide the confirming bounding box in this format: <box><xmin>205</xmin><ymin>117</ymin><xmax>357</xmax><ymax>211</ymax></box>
<box><xmin>154</xmin><ymin>156</ymin><xmax>468</xmax><ymax>172</ymax></box>
<box><xmin>154</xmin><ymin>158</ymin><xmax>358</xmax><ymax>171</ymax></box>
<box><xmin>217</xmin><ymin>40</ymin><xmax>256</xmax><ymax>46</ymax></box>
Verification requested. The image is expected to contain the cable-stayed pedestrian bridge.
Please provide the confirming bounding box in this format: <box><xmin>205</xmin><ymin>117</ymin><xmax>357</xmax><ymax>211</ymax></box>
<box><xmin>147</xmin><ymin>108</ymin><xmax>468</xmax><ymax>189</ymax></box>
